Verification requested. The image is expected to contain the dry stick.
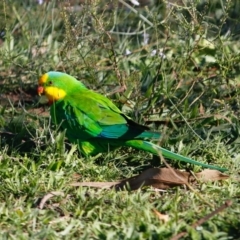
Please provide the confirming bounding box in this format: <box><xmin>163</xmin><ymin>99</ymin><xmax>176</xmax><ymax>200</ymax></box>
<box><xmin>118</xmin><ymin>0</ymin><xmax>154</xmax><ymax>27</ymax></box>
<box><xmin>169</xmin><ymin>98</ymin><xmax>204</xmax><ymax>141</ymax></box>
<box><xmin>38</xmin><ymin>191</ymin><xmax>65</xmax><ymax>209</ymax></box>
<box><xmin>189</xmin><ymin>90</ymin><xmax>205</xmax><ymax>108</ymax></box>
<box><xmin>170</xmin><ymin>200</ymin><xmax>232</xmax><ymax>240</ymax></box>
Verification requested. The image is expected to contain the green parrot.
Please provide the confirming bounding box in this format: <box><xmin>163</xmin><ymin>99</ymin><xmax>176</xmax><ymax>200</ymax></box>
<box><xmin>37</xmin><ymin>71</ymin><xmax>227</xmax><ymax>172</ymax></box>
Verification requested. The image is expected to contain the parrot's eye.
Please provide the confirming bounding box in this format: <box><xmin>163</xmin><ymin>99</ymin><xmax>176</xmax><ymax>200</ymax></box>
<box><xmin>49</xmin><ymin>81</ymin><xmax>53</xmax><ymax>85</ymax></box>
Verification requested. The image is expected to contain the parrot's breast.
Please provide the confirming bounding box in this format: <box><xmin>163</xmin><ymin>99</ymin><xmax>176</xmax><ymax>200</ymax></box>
<box><xmin>45</xmin><ymin>86</ymin><xmax>66</xmax><ymax>102</ymax></box>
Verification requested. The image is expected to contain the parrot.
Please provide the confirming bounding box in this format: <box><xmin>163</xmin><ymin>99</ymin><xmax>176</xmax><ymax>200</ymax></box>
<box><xmin>37</xmin><ymin>71</ymin><xmax>227</xmax><ymax>172</ymax></box>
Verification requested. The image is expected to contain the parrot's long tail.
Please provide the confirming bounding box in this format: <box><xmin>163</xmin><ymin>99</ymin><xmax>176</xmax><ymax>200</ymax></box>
<box><xmin>125</xmin><ymin>140</ymin><xmax>227</xmax><ymax>172</ymax></box>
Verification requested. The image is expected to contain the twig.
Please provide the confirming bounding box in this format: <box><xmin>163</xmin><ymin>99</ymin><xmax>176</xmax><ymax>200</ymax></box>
<box><xmin>38</xmin><ymin>191</ymin><xmax>65</xmax><ymax>209</ymax></box>
<box><xmin>170</xmin><ymin>200</ymin><xmax>232</xmax><ymax>240</ymax></box>
<box><xmin>169</xmin><ymin>98</ymin><xmax>204</xmax><ymax>141</ymax></box>
<box><xmin>118</xmin><ymin>0</ymin><xmax>153</xmax><ymax>27</ymax></box>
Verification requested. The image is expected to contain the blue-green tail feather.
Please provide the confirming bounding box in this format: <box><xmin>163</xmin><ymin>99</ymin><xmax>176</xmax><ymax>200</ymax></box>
<box><xmin>125</xmin><ymin>140</ymin><xmax>227</xmax><ymax>172</ymax></box>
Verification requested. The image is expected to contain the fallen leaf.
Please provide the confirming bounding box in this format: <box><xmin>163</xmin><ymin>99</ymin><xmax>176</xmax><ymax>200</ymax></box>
<box><xmin>70</xmin><ymin>167</ymin><xmax>229</xmax><ymax>191</ymax></box>
<box><xmin>199</xmin><ymin>103</ymin><xmax>205</xmax><ymax>115</ymax></box>
<box><xmin>194</xmin><ymin>169</ymin><xmax>229</xmax><ymax>182</ymax></box>
<box><xmin>153</xmin><ymin>209</ymin><xmax>169</xmax><ymax>222</ymax></box>
<box><xmin>115</xmin><ymin>168</ymin><xmax>187</xmax><ymax>190</ymax></box>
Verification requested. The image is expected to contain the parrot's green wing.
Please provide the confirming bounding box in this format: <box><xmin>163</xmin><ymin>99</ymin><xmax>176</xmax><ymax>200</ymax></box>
<box><xmin>50</xmin><ymin>88</ymin><xmax>160</xmax><ymax>141</ymax></box>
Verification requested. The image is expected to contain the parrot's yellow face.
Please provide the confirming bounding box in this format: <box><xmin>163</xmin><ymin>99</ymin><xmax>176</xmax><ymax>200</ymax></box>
<box><xmin>38</xmin><ymin>73</ymin><xmax>66</xmax><ymax>104</ymax></box>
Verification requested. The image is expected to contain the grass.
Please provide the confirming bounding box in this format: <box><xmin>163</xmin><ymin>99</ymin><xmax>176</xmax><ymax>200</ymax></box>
<box><xmin>0</xmin><ymin>0</ymin><xmax>240</xmax><ymax>239</ymax></box>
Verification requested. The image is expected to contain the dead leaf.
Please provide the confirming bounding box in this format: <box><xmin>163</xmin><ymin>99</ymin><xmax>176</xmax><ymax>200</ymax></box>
<box><xmin>71</xmin><ymin>173</ymin><xmax>82</xmax><ymax>181</ymax></box>
<box><xmin>199</xmin><ymin>103</ymin><xmax>205</xmax><ymax>115</ymax></box>
<box><xmin>115</xmin><ymin>168</ymin><xmax>187</xmax><ymax>190</ymax></box>
<box><xmin>213</xmin><ymin>114</ymin><xmax>232</xmax><ymax>123</ymax></box>
<box><xmin>70</xmin><ymin>168</ymin><xmax>229</xmax><ymax>191</ymax></box>
<box><xmin>153</xmin><ymin>209</ymin><xmax>169</xmax><ymax>222</ymax></box>
<box><xmin>194</xmin><ymin>169</ymin><xmax>229</xmax><ymax>182</ymax></box>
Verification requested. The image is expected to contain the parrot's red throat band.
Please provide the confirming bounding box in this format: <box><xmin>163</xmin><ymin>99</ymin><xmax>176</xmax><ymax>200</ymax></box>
<box><xmin>38</xmin><ymin>85</ymin><xmax>44</xmax><ymax>96</ymax></box>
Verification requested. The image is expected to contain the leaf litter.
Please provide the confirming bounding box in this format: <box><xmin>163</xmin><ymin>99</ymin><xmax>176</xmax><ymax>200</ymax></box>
<box><xmin>70</xmin><ymin>167</ymin><xmax>229</xmax><ymax>190</ymax></box>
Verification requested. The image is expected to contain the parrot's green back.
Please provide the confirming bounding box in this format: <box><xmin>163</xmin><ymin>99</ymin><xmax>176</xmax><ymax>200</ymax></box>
<box><xmin>40</xmin><ymin>71</ymin><xmax>227</xmax><ymax>172</ymax></box>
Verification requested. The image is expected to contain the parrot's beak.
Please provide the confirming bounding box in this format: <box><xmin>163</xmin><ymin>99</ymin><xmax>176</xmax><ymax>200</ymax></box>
<box><xmin>37</xmin><ymin>85</ymin><xmax>44</xmax><ymax>96</ymax></box>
